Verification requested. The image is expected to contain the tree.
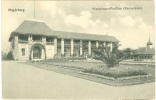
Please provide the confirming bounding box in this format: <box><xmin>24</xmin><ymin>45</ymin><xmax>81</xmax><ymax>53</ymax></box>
<box><xmin>93</xmin><ymin>43</ymin><xmax>124</xmax><ymax>67</ymax></box>
<box><xmin>2</xmin><ymin>51</ymin><xmax>7</xmax><ymax>60</ymax></box>
<box><xmin>7</xmin><ymin>51</ymin><xmax>14</xmax><ymax>60</ymax></box>
<box><xmin>123</xmin><ymin>48</ymin><xmax>133</xmax><ymax>59</ymax></box>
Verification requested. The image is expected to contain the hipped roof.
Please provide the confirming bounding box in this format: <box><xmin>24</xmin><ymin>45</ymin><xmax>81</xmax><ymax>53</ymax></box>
<box><xmin>9</xmin><ymin>20</ymin><xmax>119</xmax><ymax>42</ymax></box>
<box><xmin>135</xmin><ymin>47</ymin><xmax>155</xmax><ymax>55</ymax></box>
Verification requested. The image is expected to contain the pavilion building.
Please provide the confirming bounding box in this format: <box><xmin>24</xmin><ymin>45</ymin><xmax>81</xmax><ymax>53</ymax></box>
<box><xmin>134</xmin><ymin>37</ymin><xmax>155</xmax><ymax>61</ymax></box>
<box><xmin>9</xmin><ymin>20</ymin><xmax>119</xmax><ymax>61</ymax></box>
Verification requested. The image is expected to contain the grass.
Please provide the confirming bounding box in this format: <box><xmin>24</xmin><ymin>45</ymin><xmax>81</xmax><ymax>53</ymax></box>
<box><xmin>40</xmin><ymin>60</ymin><xmax>105</xmax><ymax>70</ymax></box>
<box><xmin>35</xmin><ymin>59</ymin><xmax>155</xmax><ymax>78</ymax></box>
<box><xmin>22</xmin><ymin>60</ymin><xmax>155</xmax><ymax>86</ymax></box>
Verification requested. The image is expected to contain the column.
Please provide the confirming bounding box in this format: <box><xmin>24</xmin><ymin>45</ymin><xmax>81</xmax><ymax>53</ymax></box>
<box><xmin>96</xmin><ymin>41</ymin><xmax>99</xmax><ymax>48</ymax></box>
<box><xmin>88</xmin><ymin>41</ymin><xmax>91</xmax><ymax>55</ymax></box>
<box><xmin>153</xmin><ymin>55</ymin><xmax>155</xmax><ymax>59</ymax></box>
<box><xmin>15</xmin><ymin>34</ymin><xmax>18</xmax><ymax>43</ymax></box>
<box><xmin>103</xmin><ymin>41</ymin><xmax>106</xmax><ymax>47</ymax></box>
<box><xmin>54</xmin><ymin>38</ymin><xmax>57</xmax><ymax>55</ymax></box>
<box><xmin>41</xmin><ymin>49</ymin><xmax>45</xmax><ymax>60</ymax></box>
<box><xmin>30</xmin><ymin>35</ymin><xmax>32</xmax><ymax>41</ymax></box>
<box><xmin>28</xmin><ymin>35</ymin><xmax>31</xmax><ymax>60</ymax></box>
<box><xmin>61</xmin><ymin>39</ymin><xmax>64</xmax><ymax>56</ymax></box>
<box><xmin>31</xmin><ymin>50</ymin><xmax>33</xmax><ymax>60</ymax></box>
<box><xmin>71</xmin><ymin>39</ymin><xmax>74</xmax><ymax>56</ymax></box>
<box><xmin>14</xmin><ymin>35</ymin><xmax>18</xmax><ymax>60</ymax></box>
<box><xmin>110</xmin><ymin>42</ymin><xmax>112</xmax><ymax>52</ymax></box>
<box><xmin>42</xmin><ymin>36</ymin><xmax>46</xmax><ymax>44</ymax></box>
<box><xmin>80</xmin><ymin>40</ymin><xmax>82</xmax><ymax>56</ymax></box>
<box><xmin>42</xmin><ymin>36</ymin><xmax>44</xmax><ymax>42</ymax></box>
<box><xmin>28</xmin><ymin>35</ymin><xmax>31</xmax><ymax>41</ymax></box>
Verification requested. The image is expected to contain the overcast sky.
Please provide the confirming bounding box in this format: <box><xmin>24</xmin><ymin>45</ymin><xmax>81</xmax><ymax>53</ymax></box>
<box><xmin>2</xmin><ymin>1</ymin><xmax>155</xmax><ymax>52</ymax></box>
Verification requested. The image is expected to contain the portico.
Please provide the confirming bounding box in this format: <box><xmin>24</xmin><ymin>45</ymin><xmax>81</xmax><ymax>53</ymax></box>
<box><xmin>56</xmin><ymin>38</ymin><xmax>113</xmax><ymax>57</ymax></box>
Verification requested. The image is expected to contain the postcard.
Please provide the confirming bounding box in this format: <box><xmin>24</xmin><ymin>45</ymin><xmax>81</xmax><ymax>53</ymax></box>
<box><xmin>2</xmin><ymin>0</ymin><xmax>155</xmax><ymax>99</ymax></box>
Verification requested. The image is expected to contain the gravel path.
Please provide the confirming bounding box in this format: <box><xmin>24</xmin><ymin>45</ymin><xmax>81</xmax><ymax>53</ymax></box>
<box><xmin>2</xmin><ymin>61</ymin><xmax>155</xmax><ymax>99</ymax></box>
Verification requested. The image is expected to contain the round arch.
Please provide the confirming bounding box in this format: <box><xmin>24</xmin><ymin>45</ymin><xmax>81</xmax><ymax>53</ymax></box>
<box><xmin>29</xmin><ymin>43</ymin><xmax>46</xmax><ymax>60</ymax></box>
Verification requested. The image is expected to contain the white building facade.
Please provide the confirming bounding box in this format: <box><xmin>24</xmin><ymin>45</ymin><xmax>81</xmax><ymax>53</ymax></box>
<box><xmin>9</xmin><ymin>20</ymin><xmax>119</xmax><ymax>61</ymax></box>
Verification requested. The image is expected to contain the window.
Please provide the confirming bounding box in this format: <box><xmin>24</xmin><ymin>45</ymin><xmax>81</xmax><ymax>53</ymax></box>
<box><xmin>21</xmin><ymin>48</ymin><xmax>25</xmax><ymax>56</ymax></box>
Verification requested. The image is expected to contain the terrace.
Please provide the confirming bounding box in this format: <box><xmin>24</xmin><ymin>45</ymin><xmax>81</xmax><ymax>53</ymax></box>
<box><xmin>74</xmin><ymin>40</ymin><xmax>80</xmax><ymax>48</ymax></box>
<box><xmin>57</xmin><ymin>39</ymin><xmax>61</xmax><ymax>47</ymax></box>
<box><xmin>64</xmin><ymin>39</ymin><xmax>71</xmax><ymax>48</ymax></box>
<box><xmin>98</xmin><ymin>41</ymin><xmax>103</xmax><ymax>47</ymax></box>
<box><xmin>46</xmin><ymin>36</ymin><xmax>54</xmax><ymax>45</ymax></box>
<box><xmin>91</xmin><ymin>41</ymin><xmax>96</xmax><ymax>49</ymax></box>
<box><xmin>18</xmin><ymin>34</ymin><xmax>56</xmax><ymax>45</ymax></box>
<box><xmin>18</xmin><ymin>34</ymin><xmax>28</xmax><ymax>44</ymax></box>
<box><xmin>82</xmin><ymin>40</ymin><xmax>88</xmax><ymax>48</ymax></box>
<box><xmin>32</xmin><ymin>35</ymin><xmax>42</xmax><ymax>42</ymax></box>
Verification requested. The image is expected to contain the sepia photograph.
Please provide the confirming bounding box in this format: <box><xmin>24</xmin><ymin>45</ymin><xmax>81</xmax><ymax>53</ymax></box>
<box><xmin>1</xmin><ymin>0</ymin><xmax>155</xmax><ymax>99</ymax></box>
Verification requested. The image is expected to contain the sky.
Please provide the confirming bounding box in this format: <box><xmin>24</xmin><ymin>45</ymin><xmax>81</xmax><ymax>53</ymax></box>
<box><xmin>2</xmin><ymin>1</ymin><xmax>155</xmax><ymax>52</ymax></box>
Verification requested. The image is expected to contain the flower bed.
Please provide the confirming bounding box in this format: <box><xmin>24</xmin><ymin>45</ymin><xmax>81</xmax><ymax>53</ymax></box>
<box><xmin>83</xmin><ymin>66</ymin><xmax>148</xmax><ymax>79</ymax></box>
<box><xmin>79</xmin><ymin>71</ymin><xmax>152</xmax><ymax>81</ymax></box>
<box><xmin>67</xmin><ymin>57</ymin><xmax>86</xmax><ymax>60</ymax></box>
<box><xmin>38</xmin><ymin>58</ymin><xmax>69</xmax><ymax>63</ymax></box>
<box><xmin>34</xmin><ymin>57</ymin><xmax>86</xmax><ymax>63</ymax></box>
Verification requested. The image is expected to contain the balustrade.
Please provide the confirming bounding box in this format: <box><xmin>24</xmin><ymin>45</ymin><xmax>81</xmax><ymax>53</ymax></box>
<box><xmin>33</xmin><ymin>40</ymin><xmax>42</xmax><ymax>42</ymax></box>
<box><xmin>64</xmin><ymin>43</ymin><xmax>71</xmax><ymax>47</ymax></box>
<box><xmin>91</xmin><ymin>45</ymin><xmax>96</xmax><ymax>48</ymax></box>
<box><xmin>46</xmin><ymin>42</ymin><xmax>54</xmax><ymax>45</ymax></box>
<box><xmin>18</xmin><ymin>39</ymin><xmax>28</xmax><ymax>44</ymax></box>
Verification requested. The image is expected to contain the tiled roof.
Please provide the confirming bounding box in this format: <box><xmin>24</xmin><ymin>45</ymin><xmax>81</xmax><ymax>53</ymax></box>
<box><xmin>11</xmin><ymin>20</ymin><xmax>55</xmax><ymax>36</ymax></box>
<box><xmin>135</xmin><ymin>47</ymin><xmax>155</xmax><ymax>55</ymax></box>
<box><xmin>53</xmin><ymin>30</ymin><xmax>119</xmax><ymax>42</ymax></box>
<box><xmin>9</xmin><ymin>20</ymin><xmax>119</xmax><ymax>42</ymax></box>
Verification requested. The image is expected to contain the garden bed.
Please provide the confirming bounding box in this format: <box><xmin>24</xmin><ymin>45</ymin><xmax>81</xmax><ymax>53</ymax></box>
<box><xmin>37</xmin><ymin>57</ymin><xmax>86</xmax><ymax>63</ymax></box>
<box><xmin>83</xmin><ymin>66</ymin><xmax>149</xmax><ymax>79</ymax></box>
<box><xmin>22</xmin><ymin>61</ymin><xmax>155</xmax><ymax>86</ymax></box>
<box><xmin>80</xmin><ymin>71</ymin><xmax>152</xmax><ymax>81</ymax></box>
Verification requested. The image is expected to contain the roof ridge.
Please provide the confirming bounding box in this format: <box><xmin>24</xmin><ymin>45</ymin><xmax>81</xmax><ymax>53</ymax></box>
<box><xmin>9</xmin><ymin>20</ymin><xmax>119</xmax><ymax>42</ymax></box>
<box><xmin>53</xmin><ymin>30</ymin><xmax>112</xmax><ymax>37</ymax></box>
<box><xmin>25</xmin><ymin>19</ymin><xmax>44</xmax><ymax>22</ymax></box>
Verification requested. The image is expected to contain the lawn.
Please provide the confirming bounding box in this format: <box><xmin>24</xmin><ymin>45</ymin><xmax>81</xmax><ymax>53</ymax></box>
<box><xmin>47</xmin><ymin>61</ymin><xmax>105</xmax><ymax>69</ymax></box>
<box><xmin>40</xmin><ymin>60</ymin><xmax>155</xmax><ymax>76</ymax></box>
<box><xmin>22</xmin><ymin>60</ymin><xmax>155</xmax><ymax>86</ymax></box>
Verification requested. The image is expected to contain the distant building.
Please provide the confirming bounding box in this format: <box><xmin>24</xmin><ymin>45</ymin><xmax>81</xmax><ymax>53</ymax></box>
<box><xmin>134</xmin><ymin>37</ymin><xmax>155</xmax><ymax>61</ymax></box>
<box><xmin>123</xmin><ymin>48</ymin><xmax>135</xmax><ymax>59</ymax></box>
<box><xmin>9</xmin><ymin>20</ymin><xmax>119</xmax><ymax>61</ymax></box>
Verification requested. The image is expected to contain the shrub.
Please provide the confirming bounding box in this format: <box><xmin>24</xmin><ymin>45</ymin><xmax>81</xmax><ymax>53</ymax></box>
<box><xmin>83</xmin><ymin>66</ymin><xmax>147</xmax><ymax>79</ymax></box>
<box><xmin>68</xmin><ymin>57</ymin><xmax>86</xmax><ymax>60</ymax></box>
<box><xmin>6</xmin><ymin>51</ymin><xmax>14</xmax><ymax>60</ymax></box>
<box><xmin>87</xmin><ymin>55</ymin><xmax>92</xmax><ymax>59</ymax></box>
<box><xmin>61</xmin><ymin>54</ymin><xmax>65</xmax><ymax>57</ymax></box>
<box><xmin>79</xmin><ymin>55</ymin><xmax>84</xmax><ymax>57</ymax></box>
<box><xmin>2</xmin><ymin>52</ymin><xmax>7</xmax><ymax>60</ymax></box>
<box><xmin>93</xmin><ymin>56</ymin><xmax>101</xmax><ymax>60</ymax></box>
<box><xmin>54</xmin><ymin>54</ymin><xmax>58</xmax><ymax>58</ymax></box>
<box><xmin>43</xmin><ymin>58</ymin><xmax>68</xmax><ymax>62</ymax></box>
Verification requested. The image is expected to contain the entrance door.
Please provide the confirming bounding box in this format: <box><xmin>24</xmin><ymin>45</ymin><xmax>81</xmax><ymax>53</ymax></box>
<box><xmin>33</xmin><ymin>46</ymin><xmax>41</xmax><ymax>59</ymax></box>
